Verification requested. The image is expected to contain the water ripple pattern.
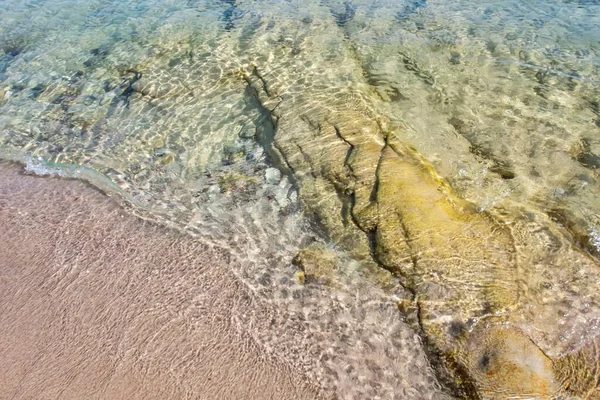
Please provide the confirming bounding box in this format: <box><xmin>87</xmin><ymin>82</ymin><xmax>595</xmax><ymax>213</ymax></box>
<box><xmin>1</xmin><ymin>0</ymin><xmax>600</xmax><ymax>399</ymax></box>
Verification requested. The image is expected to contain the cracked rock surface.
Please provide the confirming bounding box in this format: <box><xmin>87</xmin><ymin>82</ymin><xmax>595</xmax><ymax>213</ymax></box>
<box><xmin>238</xmin><ymin>8</ymin><xmax>600</xmax><ymax>398</ymax></box>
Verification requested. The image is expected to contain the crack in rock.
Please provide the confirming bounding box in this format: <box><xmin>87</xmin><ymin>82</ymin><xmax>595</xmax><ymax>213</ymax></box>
<box><xmin>240</xmin><ymin>63</ymin><xmax>600</xmax><ymax>399</ymax></box>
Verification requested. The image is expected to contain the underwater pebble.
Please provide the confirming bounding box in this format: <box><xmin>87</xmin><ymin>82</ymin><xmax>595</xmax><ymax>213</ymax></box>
<box><xmin>265</xmin><ymin>167</ymin><xmax>281</xmax><ymax>184</ymax></box>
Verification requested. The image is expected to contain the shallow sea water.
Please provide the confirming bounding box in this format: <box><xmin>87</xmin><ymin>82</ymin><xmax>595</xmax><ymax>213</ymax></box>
<box><xmin>1</xmin><ymin>0</ymin><xmax>600</xmax><ymax>399</ymax></box>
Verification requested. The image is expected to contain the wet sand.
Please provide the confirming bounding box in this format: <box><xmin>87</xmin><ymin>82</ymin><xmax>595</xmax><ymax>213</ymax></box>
<box><xmin>0</xmin><ymin>162</ymin><xmax>323</xmax><ymax>400</ymax></box>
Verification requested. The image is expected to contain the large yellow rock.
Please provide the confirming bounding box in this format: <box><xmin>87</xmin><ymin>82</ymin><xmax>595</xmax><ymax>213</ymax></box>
<box><xmin>243</xmin><ymin>52</ymin><xmax>600</xmax><ymax>397</ymax></box>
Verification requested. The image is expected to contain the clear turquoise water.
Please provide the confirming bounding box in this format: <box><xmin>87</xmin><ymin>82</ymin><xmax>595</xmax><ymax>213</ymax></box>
<box><xmin>1</xmin><ymin>0</ymin><xmax>600</xmax><ymax>398</ymax></box>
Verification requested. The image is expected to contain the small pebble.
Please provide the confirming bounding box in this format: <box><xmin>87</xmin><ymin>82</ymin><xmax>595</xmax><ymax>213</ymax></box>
<box><xmin>265</xmin><ymin>167</ymin><xmax>281</xmax><ymax>184</ymax></box>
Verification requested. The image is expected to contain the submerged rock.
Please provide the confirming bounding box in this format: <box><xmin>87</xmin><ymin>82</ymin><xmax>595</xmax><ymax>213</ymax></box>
<box><xmin>242</xmin><ymin>52</ymin><xmax>600</xmax><ymax>397</ymax></box>
<box><xmin>292</xmin><ymin>244</ymin><xmax>341</xmax><ymax>287</ymax></box>
<box><xmin>265</xmin><ymin>167</ymin><xmax>281</xmax><ymax>184</ymax></box>
<box><xmin>461</xmin><ymin>325</ymin><xmax>557</xmax><ymax>397</ymax></box>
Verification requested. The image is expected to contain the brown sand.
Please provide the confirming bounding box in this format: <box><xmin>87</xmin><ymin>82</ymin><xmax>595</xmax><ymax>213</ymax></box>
<box><xmin>0</xmin><ymin>162</ymin><xmax>322</xmax><ymax>400</ymax></box>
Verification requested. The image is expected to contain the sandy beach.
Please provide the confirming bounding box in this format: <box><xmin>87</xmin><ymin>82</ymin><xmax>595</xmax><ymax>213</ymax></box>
<box><xmin>0</xmin><ymin>162</ymin><xmax>323</xmax><ymax>400</ymax></box>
